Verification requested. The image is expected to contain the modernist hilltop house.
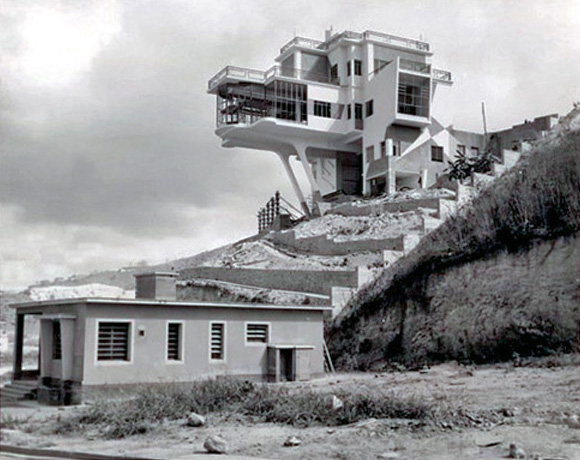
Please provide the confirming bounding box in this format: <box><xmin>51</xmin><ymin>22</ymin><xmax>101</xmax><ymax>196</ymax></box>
<box><xmin>208</xmin><ymin>29</ymin><xmax>486</xmax><ymax>215</ymax></box>
<box><xmin>208</xmin><ymin>29</ymin><xmax>558</xmax><ymax>217</ymax></box>
<box><xmin>9</xmin><ymin>273</ymin><xmax>329</xmax><ymax>405</ymax></box>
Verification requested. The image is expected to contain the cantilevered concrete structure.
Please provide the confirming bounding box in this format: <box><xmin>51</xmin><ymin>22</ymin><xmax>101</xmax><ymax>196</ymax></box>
<box><xmin>207</xmin><ymin>29</ymin><xmax>481</xmax><ymax>215</ymax></box>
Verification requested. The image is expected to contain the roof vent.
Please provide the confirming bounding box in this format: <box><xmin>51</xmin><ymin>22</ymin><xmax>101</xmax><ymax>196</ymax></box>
<box><xmin>134</xmin><ymin>272</ymin><xmax>178</xmax><ymax>301</ymax></box>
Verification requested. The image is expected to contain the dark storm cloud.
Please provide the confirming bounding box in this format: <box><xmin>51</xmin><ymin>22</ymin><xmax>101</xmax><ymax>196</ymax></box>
<box><xmin>0</xmin><ymin>0</ymin><xmax>282</xmax><ymax>236</ymax></box>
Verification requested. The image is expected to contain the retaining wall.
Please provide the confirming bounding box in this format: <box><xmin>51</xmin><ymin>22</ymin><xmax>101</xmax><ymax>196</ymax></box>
<box><xmin>179</xmin><ymin>267</ymin><xmax>358</xmax><ymax>296</ymax></box>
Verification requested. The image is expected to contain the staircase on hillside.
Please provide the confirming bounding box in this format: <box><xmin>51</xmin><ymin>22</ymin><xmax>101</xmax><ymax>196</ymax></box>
<box><xmin>0</xmin><ymin>381</ymin><xmax>37</xmax><ymax>406</ymax></box>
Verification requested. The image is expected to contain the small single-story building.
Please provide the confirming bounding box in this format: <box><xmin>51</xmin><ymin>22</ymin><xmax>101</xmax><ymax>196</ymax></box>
<box><xmin>11</xmin><ymin>272</ymin><xmax>330</xmax><ymax>405</ymax></box>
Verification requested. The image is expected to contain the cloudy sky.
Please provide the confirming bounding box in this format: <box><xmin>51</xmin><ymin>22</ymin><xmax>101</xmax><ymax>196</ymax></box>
<box><xmin>1</xmin><ymin>0</ymin><xmax>579</xmax><ymax>290</ymax></box>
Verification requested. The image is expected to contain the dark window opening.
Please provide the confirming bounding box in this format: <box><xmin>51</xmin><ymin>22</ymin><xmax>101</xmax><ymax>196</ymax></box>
<box><xmin>52</xmin><ymin>321</ymin><xmax>62</xmax><ymax>360</ymax></box>
<box><xmin>431</xmin><ymin>145</ymin><xmax>444</xmax><ymax>162</ymax></box>
<box><xmin>354</xmin><ymin>60</ymin><xmax>362</xmax><ymax>76</ymax></box>
<box><xmin>313</xmin><ymin>100</ymin><xmax>332</xmax><ymax>118</ymax></box>
<box><xmin>210</xmin><ymin>323</ymin><xmax>224</xmax><ymax>360</ymax></box>
<box><xmin>98</xmin><ymin>322</ymin><xmax>130</xmax><ymax>361</ymax></box>
<box><xmin>366</xmin><ymin>100</ymin><xmax>374</xmax><ymax>117</ymax></box>
<box><xmin>330</xmin><ymin>64</ymin><xmax>338</xmax><ymax>83</ymax></box>
<box><xmin>167</xmin><ymin>323</ymin><xmax>181</xmax><ymax>361</ymax></box>
<box><xmin>347</xmin><ymin>61</ymin><xmax>351</xmax><ymax>77</ymax></box>
<box><xmin>246</xmin><ymin>324</ymin><xmax>268</xmax><ymax>343</ymax></box>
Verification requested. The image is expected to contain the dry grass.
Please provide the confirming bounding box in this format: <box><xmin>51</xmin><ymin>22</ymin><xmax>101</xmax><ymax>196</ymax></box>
<box><xmin>53</xmin><ymin>379</ymin><xmax>440</xmax><ymax>439</ymax></box>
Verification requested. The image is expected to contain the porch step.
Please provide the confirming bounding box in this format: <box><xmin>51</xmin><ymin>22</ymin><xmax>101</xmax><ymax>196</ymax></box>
<box><xmin>0</xmin><ymin>381</ymin><xmax>37</xmax><ymax>403</ymax></box>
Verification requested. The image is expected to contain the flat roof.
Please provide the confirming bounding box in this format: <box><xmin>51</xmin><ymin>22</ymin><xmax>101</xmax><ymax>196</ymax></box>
<box><xmin>11</xmin><ymin>297</ymin><xmax>333</xmax><ymax>312</ymax></box>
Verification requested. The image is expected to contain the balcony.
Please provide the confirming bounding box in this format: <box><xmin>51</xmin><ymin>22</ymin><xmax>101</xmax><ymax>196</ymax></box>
<box><xmin>278</xmin><ymin>30</ymin><xmax>430</xmax><ymax>58</ymax></box>
<box><xmin>208</xmin><ymin>65</ymin><xmax>339</xmax><ymax>92</ymax></box>
<box><xmin>432</xmin><ymin>68</ymin><xmax>453</xmax><ymax>84</ymax></box>
<box><xmin>399</xmin><ymin>59</ymin><xmax>431</xmax><ymax>75</ymax></box>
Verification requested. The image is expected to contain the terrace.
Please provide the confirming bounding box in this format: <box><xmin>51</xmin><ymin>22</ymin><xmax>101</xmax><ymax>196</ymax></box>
<box><xmin>279</xmin><ymin>30</ymin><xmax>430</xmax><ymax>56</ymax></box>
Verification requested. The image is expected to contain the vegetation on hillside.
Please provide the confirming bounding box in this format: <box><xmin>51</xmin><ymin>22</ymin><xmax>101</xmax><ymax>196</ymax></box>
<box><xmin>329</xmin><ymin>105</ymin><xmax>580</xmax><ymax>368</ymax></box>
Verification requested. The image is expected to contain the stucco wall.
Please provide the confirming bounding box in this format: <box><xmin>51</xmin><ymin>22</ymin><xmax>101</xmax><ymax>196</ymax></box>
<box><xmin>82</xmin><ymin>303</ymin><xmax>325</xmax><ymax>385</ymax></box>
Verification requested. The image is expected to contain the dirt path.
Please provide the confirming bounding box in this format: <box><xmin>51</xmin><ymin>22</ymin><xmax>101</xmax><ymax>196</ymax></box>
<box><xmin>2</xmin><ymin>361</ymin><xmax>579</xmax><ymax>460</ymax></box>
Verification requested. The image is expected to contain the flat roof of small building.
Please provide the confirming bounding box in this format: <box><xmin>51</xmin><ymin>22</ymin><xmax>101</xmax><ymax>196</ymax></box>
<box><xmin>11</xmin><ymin>297</ymin><xmax>332</xmax><ymax>312</ymax></box>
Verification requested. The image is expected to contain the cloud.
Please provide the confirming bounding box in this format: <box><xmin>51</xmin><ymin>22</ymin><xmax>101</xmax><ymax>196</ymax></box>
<box><xmin>1</xmin><ymin>0</ymin><xmax>579</xmax><ymax>290</ymax></box>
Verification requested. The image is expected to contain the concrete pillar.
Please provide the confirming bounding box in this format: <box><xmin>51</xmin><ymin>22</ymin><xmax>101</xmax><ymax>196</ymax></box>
<box><xmin>60</xmin><ymin>319</ymin><xmax>75</xmax><ymax>381</ymax></box>
<box><xmin>365</xmin><ymin>42</ymin><xmax>374</xmax><ymax>81</ymax></box>
<box><xmin>294</xmin><ymin>51</ymin><xmax>302</xmax><ymax>77</ymax></box>
<box><xmin>39</xmin><ymin>319</ymin><xmax>52</xmax><ymax>378</ymax></box>
<box><xmin>386</xmin><ymin>156</ymin><xmax>396</xmax><ymax>195</ymax></box>
<box><xmin>421</xmin><ymin>168</ymin><xmax>429</xmax><ymax>189</ymax></box>
<box><xmin>294</xmin><ymin>144</ymin><xmax>322</xmax><ymax>202</ymax></box>
<box><xmin>386</xmin><ymin>138</ymin><xmax>394</xmax><ymax>156</ymax></box>
<box><xmin>277</xmin><ymin>152</ymin><xmax>311</xmax><ymax>218</ymax></box>
<box><xmin>13</xmin><ymin>313</ymin><xmax>24</xmax><ymax>380</ymax></box>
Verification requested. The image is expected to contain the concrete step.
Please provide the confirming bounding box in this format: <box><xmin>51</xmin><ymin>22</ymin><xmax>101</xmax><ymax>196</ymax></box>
<box><xmin>10</xmin><ymin>381</ymin><xmax>37</xmax><ymax>391</ymax></box>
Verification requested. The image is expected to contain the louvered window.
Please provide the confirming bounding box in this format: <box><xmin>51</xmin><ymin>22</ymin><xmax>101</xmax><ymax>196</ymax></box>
<box><xmin>98</xmin><ymin>322</ymin><xmax>130</xmax><ymax>361</ymax></box>
<box><xmin>246</xmin><ymin>323</ymin><xmax>269</xmax><ymax>343</ymax></box>
<box><xmin>167</xmin><ymin>323</ymin><xmax>181</xmax><ymax>361</ymax></box>
<box><xmin>52</xmin><ymin>321</ymin><xmax>62</xmax><ymax>360</ymax></box>
<box><xmin>210</xmin><ymin>323</ymin><xmax>224</xmax><ymax>360</ymax></box>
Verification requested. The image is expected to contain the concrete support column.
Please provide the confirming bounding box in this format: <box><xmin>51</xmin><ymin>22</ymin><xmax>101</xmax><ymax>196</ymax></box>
<box><xmin>386</xmin><ymin>138</ymin><xmax>394</xmax><ymax>156</ymax></box>
<box><xmin>39</xmin><ymin>319</ymin><xmax>52</xmax><ymax>378</ymax></box>
<box><xmin>365</xmin><ymin>42</ymin><xmax>374</xmax><ymax>81</ymax></box>
<box><xmin>386</xmin><ymin>156</ymin><xmax>396</xmax><ymax>195</ymax></box>
<box><xmin>60</xmin><ymin>319</ymin><xmax>75</xmax><ymax>381</ymax></box>
<box><xmin>294</xmin><ymin>51</ymin><xmax>302</xmax><ymax>77</ymax></box>
<box><xmin>13</xmin><ymin>313</ymin><xmax>24</xmax><ymax>380</ymax></box>
<box><xmin>277</xmin><ymin>152</ymin><xmax>311</xmax><ymax>218</ymax></box>
<box><xmin>294</xmin><ymin>144</ymin><xmax>322</xmax><ymax>201</ymax></box>
<box><xmin>421</xmin><ymin>168</ymin><xmax>428</xmax><ymax>189</ymax></box>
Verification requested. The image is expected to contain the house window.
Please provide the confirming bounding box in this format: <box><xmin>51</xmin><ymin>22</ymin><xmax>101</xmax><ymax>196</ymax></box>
<box><xmin>97</xmin><ymin>322</ymin><xmax>130</xmax><ymax>361</ymax></box>
<box><xmin>354</xmin><ymin>103</ymin><xmax>363</xmax><ymax>120</ymax></box>
<box><xmin>246</xmin><ymin>323</ymin><xmax>269</xmax><ymax>344</ymax></box>
<box><xmin>330</xmin><ymin>64</ymin><xmax>338</xmax><ymax>82</ymax></box>
<box><xmin>354</xmin><ymin>60</ymin><xmax>362</xmax><ymax>76</ymax></box>
<box><xmin>52</xmin><ymin>321</ymin><xmax>62</xmax><ymax>360</ymax></box>
<box><xmin>366</xmin><ymin>100</ymin><xmax>374</xmax><ymax>117</ymax></box>
<box><xmin>347</xmin><ymin>104</ymin><xmax>351</xmax><ymax>119</ymax></box>
<box><xmin>210</xmin><ymin>322</ymin><xmax>224</xmax><ymax>360</ymax></box>
<box><xmin>380</xmin><ymin>141</ymin><xmax>386</xmax><ymax>157</ymax></box>
<box><xmin>347</xmin><ymin>61</ymin><xmax>351</xmax><ymax>77</ymax></box>
<box><xmin>431</xmin><ymin>145</ymin><xmax>444</xmax><ymax>162</ymax></box>
<box><xmin>471</xmin><ymin>146</ymin><xmax>480</xmax><ymax>156</ymax></box>
<box><xmin>366</xmin><ymin>145</ymin><xmax>375</xmax><ymax>162</ymax></box>
<box><xmin>457</xmin><ymin>144</ymin><xmax>466</xmax><ymax>156</ymax></box>
<box><xmin>167</xmin><ymin>322</ymin><xmax>182</xmax><ymax>361</ymax></box>
<box><xmin>313</xmin><ymin>101</ymin><xmax>332</xmax><ymax>118</ymax></box>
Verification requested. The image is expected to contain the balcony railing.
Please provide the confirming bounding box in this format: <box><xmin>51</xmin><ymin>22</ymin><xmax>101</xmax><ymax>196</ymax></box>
<box><xmin>279</xmin><ymin>37</ymin><xmax>325</xmax><ymax>55</ymax></box>
<box><xmin>208</xmin><ymin>64</ymin><xmax>340</xmax><ymax>91</ymax></box>
<box><xmin>433</xmin><ymin>68</ymin><xmax>452</xmax><ymax>83</ymax></box>
<box><xmin>279</xmin><ymin>30</ymin><xmax>430</xmax><ymax>56</ymax></box>
<box><xmin>399</xmin><ymin>59</ymin><xmax>431</xmax><ymax>74</ymax></box>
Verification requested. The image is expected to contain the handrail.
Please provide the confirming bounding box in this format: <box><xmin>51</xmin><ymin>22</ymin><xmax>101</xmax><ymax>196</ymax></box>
<box><xmin>433</xmin><ymin>68</ymin><xmax>452</xmax><ymax>82</ymax></box>
<box><xmin>209</xmin><ymin>64</ymin><xmax>340</xmax><ymax>90</ymax></box>
<box><xmin>278</xmin><ymin>29</ymin><xmax>430</xmax><ymax>56</ymax></box>
<box><xmin>399</xmin><ymin>59</ymin><xmax>431</xmax><ymax>74</ymax></box>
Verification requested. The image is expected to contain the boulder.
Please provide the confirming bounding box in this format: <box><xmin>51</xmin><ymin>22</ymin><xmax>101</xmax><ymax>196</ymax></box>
<box><xmin>204</xmin><ymin>435</ymin><xmax>227</xmax><ymax>454</ymax></box>
<box><xmin>283</xmin><ymin>436</ymin><xmax>302</xmax><ymax>447</ymax></box>
<box><xmin>508</xmin><ymin>443</ymin><xmax>526</xmax><ymax>459</ymax></box>
<box><xmin>186</xmin><ymin>412</ymin><xmax>206</xmax><ymax>427</ymax></box>
<box><xmin>331</xmin><ymin>395</ymin><xmax>344</xmax><ymax>410</ymax></box>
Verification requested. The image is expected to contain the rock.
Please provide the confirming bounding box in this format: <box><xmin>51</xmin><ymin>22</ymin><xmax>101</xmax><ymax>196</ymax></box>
<box><xmin>508</xmin><ymin>443</ymin><xmax>526</xmax><ymax>459</ymax></box>
<box><xmin>377</xmin><ymin>453</ymin><xmax>400</xmax><ymax>459</ymax></box>
<box><xmin>204</xmin><ymin>435</ymin><xmax>227</xmax><ymax>454</ymax></box>
<box><xmin>283</xmin><ymin>436</ymin><xmax>302</xmax><ymax>447</ymax></box>
<box><xmin>186</xmin><ymin>412</ymin><xmax>206</xmax><ymax>427</ymax></box>
<box><xmin>331</xmin><ymin>395</ymin><xmax>344</xmax><ymax>410</ymax></box>
<box><xmin>564</xmin><ymin>414</ymin><xmax>580</xmax><ymax>429</ymax></box>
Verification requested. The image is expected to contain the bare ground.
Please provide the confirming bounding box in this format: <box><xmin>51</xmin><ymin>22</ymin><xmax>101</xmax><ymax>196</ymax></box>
<box><xmin>1</xmin><ymin>360</ymin><xmax>579</xmax><ymax>460</ymax></box>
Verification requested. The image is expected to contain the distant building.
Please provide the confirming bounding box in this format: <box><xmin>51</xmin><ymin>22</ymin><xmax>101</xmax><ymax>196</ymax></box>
<box><xmin>207</xmin><ymin>29</ymin><xmax>558</xmax><ymax>215</ymax></box>
<box><xmin>9</xmin><ymin>272</ymin><xmax>329</xmax><ymax>405</ymax></box>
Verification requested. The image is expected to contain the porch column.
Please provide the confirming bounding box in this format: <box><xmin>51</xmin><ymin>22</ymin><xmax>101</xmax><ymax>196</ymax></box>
<box><xmin>385</xmin><ymin>156</ymin><xmax>396</xmax><ymax>195</ymax></box>
<box><xmin>277</xmin><ymin>152</ymin><xmax>311</xmax><ymax>218</ymax></box>
<box><xmin>60</xmin><ymin>318</ymin><xmax>75</xmax><ymax>381</ymax></box>
<box><xmin>13</xmin><ymin>313</ymin><xmax>24</xmax><ymax>380</ymax></box>
<box><xmin>39</xmin><ymin>318</ymin><xmax>52</xmax><ymax>378</ymax></box>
